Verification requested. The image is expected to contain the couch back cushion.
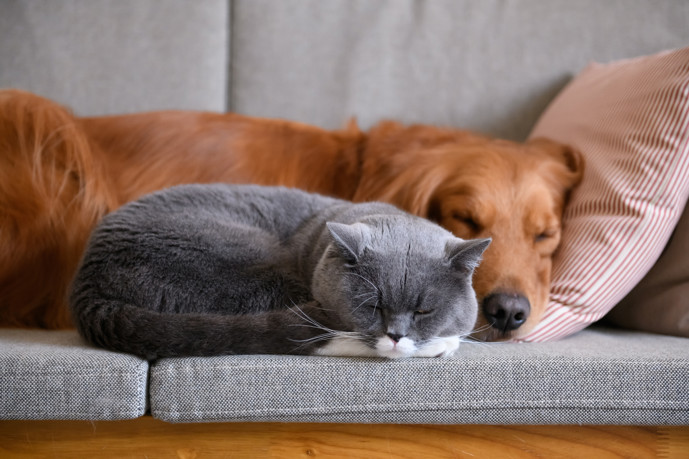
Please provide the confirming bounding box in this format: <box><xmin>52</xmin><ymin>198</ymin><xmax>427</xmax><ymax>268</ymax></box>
<box><xmin>230</xmin><ymin>0</ymin><xmax>689</xmax><ymax>140</ymax></box>
<box><xmin>606</xmin><ymin>199</ymin><xmax>689</xmax><ymax>338</ymax></box>
<box><xmin>0</xmin><ymin>0</ymin><xmax>228</xmax><ymax>115</ymax></box>
<box><xmin>2</xmin><ymin>1</ymin><xmax>689</xmax><ymax>139</ymax></box>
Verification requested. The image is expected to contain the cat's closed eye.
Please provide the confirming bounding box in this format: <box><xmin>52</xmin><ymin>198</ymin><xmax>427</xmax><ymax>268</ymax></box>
<box><xmin>365</xmin><ymin>302</ymin><xmax>381</xmax><ymax>315</ymax></box>
<box><xmin>414</xmin><ymin>309</ymin><xmax>433</xmax><ymax>317</ymax></box>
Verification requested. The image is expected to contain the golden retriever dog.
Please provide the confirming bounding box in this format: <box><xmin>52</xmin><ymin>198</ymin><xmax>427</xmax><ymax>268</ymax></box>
<box><xmin>0</xmin><ymin>89</ymin><xmax>582</xmax><ymax>340</ymax></box>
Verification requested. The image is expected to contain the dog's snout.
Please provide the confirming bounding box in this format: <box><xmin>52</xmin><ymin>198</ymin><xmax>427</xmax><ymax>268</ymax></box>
<box><xmin>482</xmin><ymin>293</ymin><xmax>531</xmax><ymax>333</ymax></box>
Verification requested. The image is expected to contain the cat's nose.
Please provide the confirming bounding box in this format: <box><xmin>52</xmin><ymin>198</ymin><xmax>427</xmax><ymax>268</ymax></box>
<box><xmin>387</xmin><ymin>333</ymin><xmax>403</xmax><ymax>343</ymax></box>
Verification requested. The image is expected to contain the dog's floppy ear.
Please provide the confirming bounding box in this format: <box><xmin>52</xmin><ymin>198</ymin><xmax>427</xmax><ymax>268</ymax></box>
<box><xmin>356</xmin><ymin>158</ymin><xmax>452</xmax><ymax>218</ymax></box>
<box><xmin>529</xmin><ymin>137</ymin><xmax>585</xmax><ymax>190</ymax></box>
<box><xmin>354</xmin><ymin>122</ymin><xmax>462</xmax><ymax>218</ymax></box>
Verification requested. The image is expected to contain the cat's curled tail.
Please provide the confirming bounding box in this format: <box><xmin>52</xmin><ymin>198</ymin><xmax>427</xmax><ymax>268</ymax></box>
<box><xmin>70</xmin><ymin>293</ymin><xmax>334</xmax><ymax>360</ymax></box>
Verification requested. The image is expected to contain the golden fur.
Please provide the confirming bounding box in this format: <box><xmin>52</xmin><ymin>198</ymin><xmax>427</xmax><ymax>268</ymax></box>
<box><xmin>0</xmin><ymin>90</ymin><xmax>582</xmax><ymax>339</ymax></box>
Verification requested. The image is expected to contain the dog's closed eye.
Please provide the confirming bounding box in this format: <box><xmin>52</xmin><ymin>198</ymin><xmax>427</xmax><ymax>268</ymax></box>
<box><xmin>534</xmin><ymin>228</ymin><xmax>558</xmax><ymax>243</ymax></box>
<box><xmin>452</xmin><ymin>212</ymin><xmax>482</xmax><ymax>233</ymax></box>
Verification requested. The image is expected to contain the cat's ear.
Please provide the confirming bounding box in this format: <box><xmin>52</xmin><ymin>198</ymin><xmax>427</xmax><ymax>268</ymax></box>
<box><xmin>326</xmin><ymin>222</ymin><xmax>370</xmax><ymax>265</ymax></box>
<box><xmin>445</xmin><ymin>238</ymin><xmax>491</xmax><ymax>274</ymax></box>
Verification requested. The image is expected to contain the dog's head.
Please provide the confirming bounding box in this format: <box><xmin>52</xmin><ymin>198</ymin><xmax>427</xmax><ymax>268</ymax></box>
<box><xmin>355</xmin><ymin>122</ymin><xmax>583</xmax><ymax>340</ymax></box>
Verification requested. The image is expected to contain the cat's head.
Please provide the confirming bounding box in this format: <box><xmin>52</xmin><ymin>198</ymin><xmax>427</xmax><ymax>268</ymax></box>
<box><xmin>312</xmin><ymin>216</ymin><xmax>490</xmax><ymax>358</ymax></box>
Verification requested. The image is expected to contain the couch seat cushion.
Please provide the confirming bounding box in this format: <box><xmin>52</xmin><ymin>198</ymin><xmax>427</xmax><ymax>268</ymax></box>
<box><xmin>149</xmin><ymin>328</ymin><xmax>689</xmax><ymax>425</ymax></box>
<box><xmin>0</xmin><ymin>329</ymin><xmax>148</xmax><ymax>420</ymax></box>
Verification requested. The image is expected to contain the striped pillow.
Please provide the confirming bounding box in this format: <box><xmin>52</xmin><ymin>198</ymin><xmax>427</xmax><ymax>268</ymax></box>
<box><xmin>524</xmin><ymin>46</ymin><xmax>689</xmax><ymax>342</ymax></box>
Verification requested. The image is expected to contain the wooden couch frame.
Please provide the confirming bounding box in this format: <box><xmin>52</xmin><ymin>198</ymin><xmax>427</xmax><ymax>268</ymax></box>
<box><xmin>2</xmin><ymin>418</ymin><xmax>688</xmax><ymax>457</ymax></box>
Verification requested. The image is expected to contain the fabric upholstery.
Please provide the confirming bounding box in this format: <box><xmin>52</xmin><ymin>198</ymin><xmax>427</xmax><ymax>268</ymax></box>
<box><xmin>1</xmin><ymin>1</ymin><xmax>689</xmax><ymax>425</ymax></box>
<box><xmin>230</xmin><ymin>0</ymin><xmax>689</xmax><ymax>140</ymax></box>
<box><xmin>0</xmin><ymin>330</ymin><xmax>148</xmax><ymax>420</ymax></box>
<box><xmin>526</xmin><ymin>47</ymin><xmax>689</xmax><ymax>341</ymax></box>
<box><xmin>607</xmin><ymin>199</ymin><xmax>689</xmax><ymax>337</ymax></box>
<box><xmin>149</xmin><ymin>328</ymin><xmax>689</xmax><ymax>424</ymax></box>
<box><xmin>0</xmin><ymin>0</ymin><xmax>228</xmax><ymax>116</ymax></box>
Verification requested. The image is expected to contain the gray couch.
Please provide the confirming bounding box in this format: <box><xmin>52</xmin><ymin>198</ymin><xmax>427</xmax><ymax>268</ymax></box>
<box><xmin>1</xmin><ymin>0</ymin><xmax>688</xmax><ymax>429</ymax></box>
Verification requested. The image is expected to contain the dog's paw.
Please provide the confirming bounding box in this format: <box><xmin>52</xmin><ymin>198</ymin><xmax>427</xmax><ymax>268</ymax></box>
<box><xmin>413</xmin><ymin>335</ymin><xmax>460</xmax><ymax>358</ymax></box>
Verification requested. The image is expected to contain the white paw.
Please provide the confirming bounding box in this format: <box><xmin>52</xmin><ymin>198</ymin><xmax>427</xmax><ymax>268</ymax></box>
<box><xmin>314</xmin><ymin>337</ymin><xmax>378</xmax><ymax>357</ymax></box>
<box><xmin>314</xmin><ymin>336</ymin><xmax>459</xmax><ymax>359</ymax></box>
<box><xmin>413</xmin><ymin>336</ymin><xmax>460</xmax><ymax>358</ymax></box>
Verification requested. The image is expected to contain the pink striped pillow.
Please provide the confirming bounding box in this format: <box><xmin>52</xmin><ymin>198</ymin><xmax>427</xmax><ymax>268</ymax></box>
<box><xmin>524</xmin><ymin>46</ymin><xmax>689</xmax><ymax>342</ymax></box>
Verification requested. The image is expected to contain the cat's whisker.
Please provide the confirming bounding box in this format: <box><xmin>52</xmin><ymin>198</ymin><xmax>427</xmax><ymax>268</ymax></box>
<box><xmin>290</xmin><ymin>328</ymin><xmax>363</xmax><ymax>344</ymax></box>
<box><xmin>353</xmin><ymin>290</ymin><xmax>378</xmax><ymax>299</ymax></box>
<box><xmin>290</xmin><ymin>338</ymin><xmax>332</xmax><ymax>353</ymax></box>
<box><xmin>471</xmin><ymin>323</ymin><xmax>493</xmax><ymax>334</ymax></box>
<box><xmin>287</xmin><ymin>305</ymin><xmax>328</xmax><ymax>328</ymax></box>
<box><xmin>371</xmin><ymin>300</ymin><xmax>379</xmax><ymax>318</ymax></box>
<box><xmin>353</xmin><ymin>294</ymin><xmax>378</xmax><ymax>313</ymax></box>
<box><xmin>289</xmin><ymin>330</ymin><xmax>365</xmax><ymax>354</ymax></box>
<box><xmin>287</xmin><ymin>305</ymin><xmax>361</xmax><ymax>339</ymax></box>
<box><xmin>463</xmin><ymin>323</ymin><xmax>495</xmax><ymax>344</ymax></box>
<box><xmin>343</xmin><ymin>272</ymin><xmax>380</xmax><ymax>295</ymax></box>
<box><xmin>457</xmin><ymin>332</ymin><xmax>494</xmax><ymax>348</ymax></box>
<box><xmin>289</xmin><ymin>322</ymin><xmax>334</xmax><ymax>331</ymax></box>
<box><xmin>286</xmin><ymin>299</ymin><xmax>339</xmax><ymax>317</ymax></box>
<box><xmin>289</xmin><ymin>332</ymin><xmax>339</xmax><ymax>344</ymax></box>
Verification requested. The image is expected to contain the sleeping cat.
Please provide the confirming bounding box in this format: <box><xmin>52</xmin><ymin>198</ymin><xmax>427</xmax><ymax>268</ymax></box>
<box><xmin>70</xmin><ymin>184</ymin><xmax>490</xmax><ymax>360</ymax></box>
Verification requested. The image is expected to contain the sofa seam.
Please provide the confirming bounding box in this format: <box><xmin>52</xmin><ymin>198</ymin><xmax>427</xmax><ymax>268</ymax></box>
<box><xmin>150</xmin><ymin>400</ymin><xmax>689</xmax><ymax>417</ymax></box>
<box><xmin>1</xmin><ymin>366</ymin><xmax>149</xmax><ymax>376</ymax></box>
<box><xmin>150</xmin><ymin>359</ymin><xmax>689</xmax><ymax>372</ymax></box>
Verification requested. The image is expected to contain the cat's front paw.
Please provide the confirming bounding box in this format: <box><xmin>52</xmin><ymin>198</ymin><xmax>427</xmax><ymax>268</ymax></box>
<box><xmin>314</xmin><ymin>337</ymin><xmax>378</xmax><ymax>358</ymax></box>
<box><xmin>413</xmin><ymin>336</ymin><xmax>460</xmax><ymax>358</ymax></box>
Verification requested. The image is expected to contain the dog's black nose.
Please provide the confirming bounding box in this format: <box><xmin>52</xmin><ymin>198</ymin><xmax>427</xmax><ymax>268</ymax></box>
<box><xmin>482</xmin><ymin>293</ymin><xmax>530</xmax><ymax>332</ymax></box>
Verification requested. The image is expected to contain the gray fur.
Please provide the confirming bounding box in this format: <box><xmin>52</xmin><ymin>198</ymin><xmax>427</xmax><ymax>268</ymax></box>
<box><xmin>70</xmin><ymin>184</ymin><xmax>489</xmax><ymax>360</ymax></box>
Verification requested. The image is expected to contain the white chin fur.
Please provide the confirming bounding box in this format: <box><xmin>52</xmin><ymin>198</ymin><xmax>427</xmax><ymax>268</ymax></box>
<box><xmin>375</xmin><ymin>336</ymin><xmax>417</xmax><ymax>359</ymax></box>
<box><xmin>314</xmin><ymin>335</ymin><xmax>460</xmax><ymax>359</ymax></box>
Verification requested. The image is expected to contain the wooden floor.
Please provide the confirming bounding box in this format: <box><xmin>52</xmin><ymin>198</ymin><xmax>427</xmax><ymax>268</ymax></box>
<box><xmin>1</xmin><ymin>417</ymin><xmax>688</xmax><ymax>458</ymax></box>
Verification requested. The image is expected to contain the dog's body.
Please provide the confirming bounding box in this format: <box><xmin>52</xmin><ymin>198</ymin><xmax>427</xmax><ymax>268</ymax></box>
<box><xmin>80</xmin><ymin>112</ymin><xmax>364</xmax><ymax>204</ymax></box>
<box><xmin>0</xmin><ymin>90</ymin><xmax>582</xmax><ymax>340</ymax></box>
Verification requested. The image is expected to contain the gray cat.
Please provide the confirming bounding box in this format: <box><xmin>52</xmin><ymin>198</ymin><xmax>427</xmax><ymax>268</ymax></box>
<box><xmin>70</xmin><ymin>184</ymin><xmax>490</xmax><ymax>360</ymax></box>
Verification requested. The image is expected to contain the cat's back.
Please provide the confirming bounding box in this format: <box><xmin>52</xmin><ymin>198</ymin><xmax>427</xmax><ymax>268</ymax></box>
<box><xmin>101</xmin><ymin>184</ymin><xmax>343</xmax><ymax>238</ymax></box>
<box><xmin>73</xmin><ymin>184</ymin><xmax>347</xmax><ymax>317</ymax></box>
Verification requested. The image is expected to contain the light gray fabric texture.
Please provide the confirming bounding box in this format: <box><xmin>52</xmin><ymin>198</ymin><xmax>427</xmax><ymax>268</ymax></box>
<box><xmin>606</xmin><ymin>199</ymin><xmax>689</xmax><ymax>337</ymax></box>
<box><xmin>0</xmin><ymin>0</ymin><xmax>228</xmax><ymax>116</ymax></box>
<box><xmin>149</xmin><ymin>327</ymin><xmax>689</xmax><ymax>424</ymax></box>
<box><xmin>0</xmin><ymin>329</ymin><xmax>148</xmax><ymax>420</ymax></box>
<box><xmin>2</xmin><ymin>1</ymin><xmax>689</xmax><ymax>426</ymax></box>
<box><xmin>230</xmin><ymin>0</ymin><xmax>689</xmax><ymax>141</ymax></box>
